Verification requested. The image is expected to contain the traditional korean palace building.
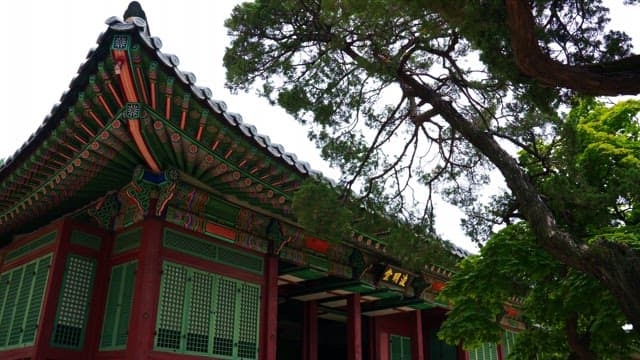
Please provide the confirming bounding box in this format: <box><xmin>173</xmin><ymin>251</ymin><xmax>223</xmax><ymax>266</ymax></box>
<box><xmin>0</xmin><ymin>3</ymin><xmax>523</xmax><ymax>360</ymax></box>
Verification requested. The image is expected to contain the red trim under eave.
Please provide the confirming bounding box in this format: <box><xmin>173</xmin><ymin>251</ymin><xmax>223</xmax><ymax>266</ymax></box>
<box><xmin>504</xmin><ymin>305</ymin><xmax>518</xmax><ymax>318</ymax></box>
<box><xmin>204</xmin><ymin>222</ymin><xmax>236</xmax><ymax>241</ymax></box>
<box><xmin>33</xmin><ymin>346</ymin><xmax>89</xmax><ymax>359</ymax></box>
<box><xmin>95</xmin><ymin>349</ymin><xmax>127</xmax><ymax>359</ymax></box>
<box><xmin>146</xmin><ymin>350</ymin><xmax>234</xmax><ymax>360</ymax></box>
<box><xmin>305</xmin><ymin>236</ymin><xmax>330</xmax><ymax>254</ymax></box>
<box><xmin>0</xmin><ymin>346</ymin><xmax>33</xmax><ymax>359</ymax></box>
<box><xmin>67</xmin><ymin>243</ymin><xmax>102</xmax><ymax>258</ymax></box>
<box><xmin>432</xmin><ymin>280</ymin><xmax>446</xmax><ymax>292</ymax></box>
<box><xmin>109</xmin><ymin>249</ymin><xmax>140</xmax><ymax>266</ymax></box>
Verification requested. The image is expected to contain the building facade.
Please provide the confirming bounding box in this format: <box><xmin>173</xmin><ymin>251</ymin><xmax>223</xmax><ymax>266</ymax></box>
<box><xmin>0</xmin><ymin>3</ymin><xmax>522</xmax><ymax>359</ymax></box>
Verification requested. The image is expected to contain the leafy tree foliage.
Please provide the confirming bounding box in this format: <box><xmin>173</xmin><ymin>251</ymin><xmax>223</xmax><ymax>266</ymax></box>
<box><xmin>291</xmin><ymin>178</ymin><xmax>353</xmax><ymax>242</ymax></box>
<box><xmin>292</xmin><ymin>178</ymin><xmax>461</xmax><ymax>269</ymax></box>
<box><xmin>223</xmin><ymin>0</ymin><xmax>640</xmax><ymax>351</ymax></box>
<box><xmin>440</xmin><ymin>99</ymin><xmax>640</xmax><ymax>357</ymax></box>
<box><xmin>440</xmin><ymin>223</ymin><xmax>637</xmax><ymax>359</ymax></box>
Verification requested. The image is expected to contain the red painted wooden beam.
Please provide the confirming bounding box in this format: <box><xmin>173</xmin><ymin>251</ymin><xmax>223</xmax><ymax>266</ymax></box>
<box><xmin>303</xmin><ymin>301</ymin><xmax>318</xmax><ymax>360</ymax></box>
<box><xmin>126</xmin><ymin>217</ymin><xmax>164</xmax><ymax>358</ymax></box>
<box><xmin>262</xmin><ymin>254</ymin><xmax>279</xmax><ymax>360</ymax></box>
<box><xmin>347</xmin><ymin>293</ymin><xmax>363</xmax><ymax>360</ymax></box>
<box><xmin>413</xmin><ymin>310</ymin><xmax>424</xmax><ymax>360</ymax></box>
<box><xmin>83</xmin><ymin>225</ymin><xmax>114</xmax><ymax>356</ymax></box>
<box><xmin>368</xmin><ymin>317</ymin><xmax>376</xmax><ymax>360</ymax></box>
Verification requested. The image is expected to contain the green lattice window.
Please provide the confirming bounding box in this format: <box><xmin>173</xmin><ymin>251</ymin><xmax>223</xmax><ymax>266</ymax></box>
<box><xmin>51</xmin><ymin>255</ymin><xmax>96</xmax><ymax>349</ymax></box>
<box><xmin>154</xmin><ymin>262</ymin><xmax>261</xmax><ymax>359</ymax></box>
<box><xmin>186</xmin><ymin>270</ymin><xmax>214</xmax><ymax>353</ymax></box>
<box><xmin>99</xmin><ymin>261</ymin><xmax>137</xmax><ymax>350</ymax></box>
<box><xmin>0</xmin><ymin>254</ymin><xmax>52</xmax><ymax>350</ymax></box>
<box><xmin>468</xmin><ymin>343</ymin><xmax>498</xmax><ymax>360</ymax></box>
<box><xmin>236</xmin><ymin>282</ymin><xmax>261</xmax><ymax>358</ymax></box>
<box><xmin>155</xmin><ymin>263</ymin><xmax>187</xmax><ymax>350</ymax></box>
<box><xmin>390</xmin><ymin>334</ymin><xmax>411</xmax><ymax>360</ymax></box>
<box><xmin>502</xmin><ymin>331</ymin><xmax>517</xmax><ymax>358</ymax></box>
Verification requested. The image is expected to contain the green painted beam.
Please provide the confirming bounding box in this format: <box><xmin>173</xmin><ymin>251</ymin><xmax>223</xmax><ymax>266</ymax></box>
<box><xmin>361</xmin><ymin>296</ymin><xmax>426</xmax><ymax>312</ymax></box>
<box><xmin>281</xmin><ymin>278</ymin><xmax>363</xmax><ymax>297</ymax></box>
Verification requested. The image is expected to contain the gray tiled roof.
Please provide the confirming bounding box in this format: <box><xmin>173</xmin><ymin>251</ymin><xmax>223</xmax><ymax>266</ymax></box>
<box><xmin>0</xmin><ymin>13</ymin><xmax>322</xmax><ymax>181</ymax></box>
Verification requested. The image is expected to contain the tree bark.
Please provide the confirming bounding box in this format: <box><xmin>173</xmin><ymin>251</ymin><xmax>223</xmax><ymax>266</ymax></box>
<box><xmin>397</xmin><ymin>71</ymin><xmax>640</xmax><ymax>333</ymax></box>
<box><xmin>566</xmin><ymin>314</ymin><xmax>598</xmax><ymax>360</ymax></box>
<box><xmin>503</xmin><ymin>0</ymin><xmax>640</xmax><ymax>96</ymax></box>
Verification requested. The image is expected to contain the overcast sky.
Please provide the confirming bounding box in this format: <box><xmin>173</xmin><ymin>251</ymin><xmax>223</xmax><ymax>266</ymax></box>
<box><xmin>0</xmin><ymin>1</ymin><xmax>638</xmax><ymax>252</ymax></box>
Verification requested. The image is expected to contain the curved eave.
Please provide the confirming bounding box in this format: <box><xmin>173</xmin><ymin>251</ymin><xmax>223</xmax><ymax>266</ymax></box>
<box><xmin>119</xmin><ymin>17</ymin><xmax>319</xmax><ymax>181</ymax></box>
<box><xmin>0</xmin><ymin>16</ymin><xmax>318</xmax><ymax>240</ymax></box>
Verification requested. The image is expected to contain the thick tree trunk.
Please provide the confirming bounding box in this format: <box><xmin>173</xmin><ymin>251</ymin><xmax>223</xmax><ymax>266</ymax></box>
<box><xmin>503</xmin><ymin>0</ymin><xmax>640</xmax><ymax>96</ymax></box>
<box><xmin>585</xmin><ymin>240</ymin><xmax>640</xmax><ymax>331</ymax></box>
<box><xmin>398</xmin><ymin>72</ymin><xmax>640</xmax><ymax>333</ymax></box>
<box><xmin>566</xmin><ymin>314</ymin><xmax>597</xmax><ymax>360</ymax></box>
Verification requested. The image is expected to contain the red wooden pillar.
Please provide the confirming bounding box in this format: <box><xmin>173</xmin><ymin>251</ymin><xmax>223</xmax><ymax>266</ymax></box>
<box><xmin>32</xmin><ymin>219</ymin><xmax>72</xmax><ymax>360</ymax></box>
<box><xmin>368</xmin><ymin>317</ymin><xmax>376</xmax><ymax>360</ymax></box>
<box><xmin>497</xmin><ymin>343</ymin><xmax>504</xmax><ymax>360</ymax></box>
<box><xmin>262</xmin><ymin>254</ymin><xmax>279</xmax><ymax>360</ymax></box>
<box><xmin>373</xmin><ymin>315</ymin><xmax>388</xmax><ymax>360</ymax></box>
<box><xmin>126</xmin><ymin>217</ymin><xmax>164</xmax><ymax>359</ymax></box>
<box><xmin>82</xmin><ymin>227</ymin><xmax>114</xmax><ymax>355</ymax></box>
<box><xmin>347</xmin><ymin>293</ymin><xmax>362</xmax><ymax>360</ymax></box>
<box><xmin>413</xmin><ymin>310</ymin><xmax>424</xmax><ymax>360</ymax></box>
<box><xmin>302</xmin><ymin>301</ymin><xmax>318</xmax><ymax>360</ymax></box>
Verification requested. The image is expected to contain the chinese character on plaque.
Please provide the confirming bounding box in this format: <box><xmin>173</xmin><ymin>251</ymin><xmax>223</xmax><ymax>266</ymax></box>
<box><xmin>379</xmin><ymin>265</ymin><xmax>412</xmax><ymax>288</ymax></box>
